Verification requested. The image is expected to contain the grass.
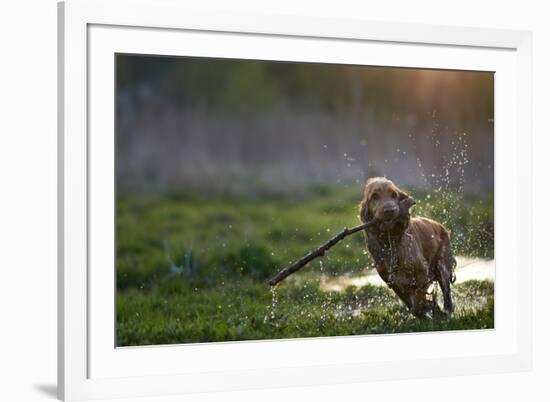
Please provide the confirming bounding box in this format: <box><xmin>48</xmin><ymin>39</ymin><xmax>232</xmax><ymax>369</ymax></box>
<box><xmin>117</xmin><ymin>279</ymin><xmax>494</xmax><ymax>346</ymax></box>
<box><xmin>116</xmin><ymin>185</ymin><xmax>494</xmax><ymax>346</ymax></box>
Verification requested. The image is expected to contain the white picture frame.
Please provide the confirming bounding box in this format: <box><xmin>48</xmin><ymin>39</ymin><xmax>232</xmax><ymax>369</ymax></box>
<box><xmin>58</xmin><ymin>0</ymin><xmax>533</xmax><ymax>400</ymax></box>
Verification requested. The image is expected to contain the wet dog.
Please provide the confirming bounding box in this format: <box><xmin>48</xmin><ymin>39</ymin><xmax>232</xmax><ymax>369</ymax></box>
<box><xmin>359</xmin><ymin>177</ymin><xmax>456</xmax><ymax>318</ymax></box>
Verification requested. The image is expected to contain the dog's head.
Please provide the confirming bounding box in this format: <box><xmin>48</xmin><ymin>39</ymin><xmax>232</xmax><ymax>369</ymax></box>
<box><xmin>359</xmin><ymin>177</ymin><xmax>413</xmax><ymax>227</ymax></box>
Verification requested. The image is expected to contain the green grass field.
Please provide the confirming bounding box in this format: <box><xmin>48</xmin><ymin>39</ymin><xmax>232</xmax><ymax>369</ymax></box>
<box><xmin>116</xmin><ymin>185</ymin><xmax>494</xmax><ymax>346</ymax></box>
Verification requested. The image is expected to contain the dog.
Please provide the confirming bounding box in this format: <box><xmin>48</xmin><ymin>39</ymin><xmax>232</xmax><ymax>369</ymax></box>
<box><xmin>358</xmin><ymin>177</ymin><xmax>456</xmax><ymax>318</ymax></box>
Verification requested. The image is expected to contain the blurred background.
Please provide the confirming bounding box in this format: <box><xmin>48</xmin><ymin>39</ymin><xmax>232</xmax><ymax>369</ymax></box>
<box><xmin>115</xmin><ymin>54</ymin><xmax>494</xmax><ymax>346</ymax></box>
<box><xmin>116</xmin><ymin>55</ymin><xmax>493</xmax><ymax>195</ymax></box>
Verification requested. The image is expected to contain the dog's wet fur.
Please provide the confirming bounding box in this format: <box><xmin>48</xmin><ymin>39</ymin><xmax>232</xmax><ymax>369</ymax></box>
<box><xmin>359</xmin><ymin>177</ymin><xmax>456</xmax><ymax>318</ymax></box>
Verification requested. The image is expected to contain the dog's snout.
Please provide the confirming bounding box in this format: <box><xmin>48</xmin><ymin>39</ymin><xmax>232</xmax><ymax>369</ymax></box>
<box><xmin>383</xmin><ymin>205</ymin><xmax>397</xmax><ymax>216</ymax></box>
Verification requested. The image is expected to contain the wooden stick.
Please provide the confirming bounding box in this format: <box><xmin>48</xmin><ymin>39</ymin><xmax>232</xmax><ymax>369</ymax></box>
<box><xmin>268</xmin><ymin>197</ymin><xmax>416</xmax><ymax>287</ymax></box>
<box><xmin>268</xmin><ymin>220</ymin><xmax>375</xmax><ymax>287</ymax></box>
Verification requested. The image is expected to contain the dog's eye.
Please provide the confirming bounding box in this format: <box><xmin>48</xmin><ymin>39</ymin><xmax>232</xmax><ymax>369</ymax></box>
<box><xmin>371</xmin><ymin>193</ymin><xmax>379</xmax><ymax>200</ymax></box>
<box><xmin>391</xmin><ymin>191</ymin><xmax>397</xmax><ymax>199</ymax></box>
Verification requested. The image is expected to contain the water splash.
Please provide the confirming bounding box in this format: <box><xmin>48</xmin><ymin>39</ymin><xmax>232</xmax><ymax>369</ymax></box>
<box><xmin>264</xmin><ymin>285</ymin><xmax>279</xmax><ymax>324</ymax></box>
<box><xmin>412</xmin><ymin>131</ymin><xmax>492</xmax><ymax>258</ymax></box>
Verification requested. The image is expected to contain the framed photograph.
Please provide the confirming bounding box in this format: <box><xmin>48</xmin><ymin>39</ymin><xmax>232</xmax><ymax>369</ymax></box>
<box><xmin>58</xmin><ymin>0</ymin><xmax>533</xmax><ymax>400</ymax></box>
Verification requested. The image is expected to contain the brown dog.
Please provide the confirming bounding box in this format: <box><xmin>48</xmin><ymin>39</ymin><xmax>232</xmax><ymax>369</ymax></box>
<box><xmin>358</xmin><ymin>177</ymin><xmax>456</xmax><ymax>318</ymax></box>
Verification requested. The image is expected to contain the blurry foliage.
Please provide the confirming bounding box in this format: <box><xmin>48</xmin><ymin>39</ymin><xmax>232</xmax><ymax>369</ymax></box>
<box><xmin>116</xmin><ymin>185</ymin><xmax>493</xmax><ymax>292</ymax></box>
<box><xmin>117</xmin><ymin>55</ymin><xmax>493</xmax><ymax>122</ymax></box>
<box><xmin>223</xmin><ymin>243</ymin><xmax>276</xmax><ymax>280</ymax></box>
<box><xmin>116</xmin><ymin>55</ymin><xmax>494</xmax><ymax>195</ymax></box>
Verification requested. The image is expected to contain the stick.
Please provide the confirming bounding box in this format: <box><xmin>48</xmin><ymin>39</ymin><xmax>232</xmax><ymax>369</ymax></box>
<box><xmin>267</xmin><ymin>197</ymin><xmax>416</xmax><ymax>287</ymax></box>
<box><xmin>268</xmin><ymin>220</ymin><xmax>375</xmax><ymax>287</ymax></box>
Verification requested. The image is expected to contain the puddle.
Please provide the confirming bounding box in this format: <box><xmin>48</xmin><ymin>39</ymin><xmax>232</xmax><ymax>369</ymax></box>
<box><xmin>319</xmin><ymin>256</ymin><xmax>494</xmax><ymax>292</ymax></box>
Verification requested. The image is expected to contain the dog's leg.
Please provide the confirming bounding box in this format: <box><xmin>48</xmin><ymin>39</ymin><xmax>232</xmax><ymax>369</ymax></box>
<box><xmin>431</xmin><ymin>230</ymin><xmax>455</xmax><ymax>318</ymax></box>
<box><xmin>436</xmin><ymin>260</ymin><xmax>454</xmax><ymax>317</ymax></box>
<box><xmin>409</xmin><ymin>289</ymin><xmax>432</xmax><ymax>318</ymax></box>
<box><xmin>389</xmin><ymin>284</ymin><xmax>414</xmax><ymax>311</ymax></box>
<box><xmin>408</xmin><ymin>258</ymin><xmax>433</xmax><ymax>318</ymax></box>
<box><xmin>428</xmin><ymin>283</ymin><xmax>444</xmax><ymax>317</ymax></box>
<box><xmin>438</xmin><ymin>237</ymin><xmax>456</xmax><ymax>317</ymax></box>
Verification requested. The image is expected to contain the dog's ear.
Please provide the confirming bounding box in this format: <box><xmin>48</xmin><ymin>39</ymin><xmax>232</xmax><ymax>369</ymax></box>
<box><xmin>398</xmin><ymin>189</ymin><xmax>416</xmax><ymax>207</ymax></box>
<box><xmin>399</xmin><ymin>194</ymin><xmax>416</xmax><ymax>216</ymax></box>
<box><xmin>397</xmin><ymin>189</ymin><xmax>411</xmax><ymax>201</ymax></box>
<box><xmin>358</xmin><ymin>198</ymin><xmax>372</xmax><ymax>223</ymax></box>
